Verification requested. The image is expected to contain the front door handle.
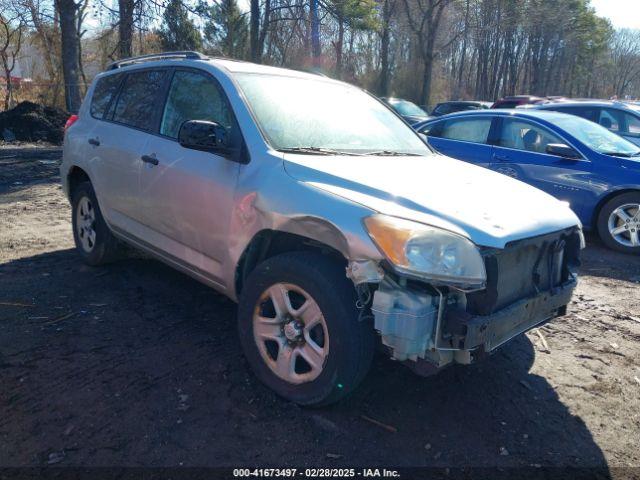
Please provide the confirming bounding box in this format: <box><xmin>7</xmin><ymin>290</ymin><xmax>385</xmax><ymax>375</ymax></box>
<box><xmin>141</xmin><ymin>154</ymin><xmax>159</xmax><ymax>166</ymax></box>
<box><xmin>88</xmin><ymin>138</ymin><xmax>100</xmax><ymax>147</ymax></box>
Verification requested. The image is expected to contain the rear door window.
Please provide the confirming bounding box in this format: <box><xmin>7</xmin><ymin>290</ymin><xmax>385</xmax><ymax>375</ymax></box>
<box><xmin>112</xmin><ymin>69</ymin><xmax>169</xmax><ymax>131</ymax></box>
<box><xmin>432</xmin><ymin>117</ymin><xmax>492</xmax><ymax>144</ymax></box>
<box><xmin>160</xmin><ymin>70</ymin><xmax>232</xmax><ymax>139</ymax></box>
<box><xmin>90</xmin><ymin>74</ymin><xmax>122</xmax><ymax>119</ymax></box>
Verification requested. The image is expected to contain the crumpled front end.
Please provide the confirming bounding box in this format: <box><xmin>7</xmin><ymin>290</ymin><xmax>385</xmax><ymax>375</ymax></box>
<box><xmin>358</xmin><ymin>226</ymin><xmax>582</xmax><ymax>373</ymax></box>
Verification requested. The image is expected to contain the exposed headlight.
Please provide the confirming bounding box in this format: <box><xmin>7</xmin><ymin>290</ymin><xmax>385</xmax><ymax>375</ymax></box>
<box><xmin>363</xmin><ymin>214</ymin><xmax>486</xmax><ymax>289</ymax></box>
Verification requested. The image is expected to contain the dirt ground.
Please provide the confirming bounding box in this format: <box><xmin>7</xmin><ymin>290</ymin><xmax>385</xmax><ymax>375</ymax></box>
<box><xmin>1</xmin><ymin>147</ymin><xmax>639</xmax><ymax>472</ymax></box>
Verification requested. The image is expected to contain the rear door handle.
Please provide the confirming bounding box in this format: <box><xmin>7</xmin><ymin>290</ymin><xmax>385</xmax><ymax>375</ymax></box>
<box><xmin>493</xmin><ymin>154</ymin><xmax>510</xmax><ymax>162</ymax></box>
<box><xmin>141</xmin><ymin>154</ymin><xmax>159</xmax><ymax>166</ymax></box>
<box><xmin>88</xmin><ymin>138</ymin><xmax>100</xmax><ymax>146</ymax></box>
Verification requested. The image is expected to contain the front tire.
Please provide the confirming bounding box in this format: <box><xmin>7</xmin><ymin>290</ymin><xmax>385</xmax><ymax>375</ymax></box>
<box><xmin>71</xmin><ymin>181</ymin><xmax>123</xmax><ymax>265</ymax></box>
<box><xmin>237</xmin><ymin>252</ymin><xmax>375</xmax><ymax>406</ymax></box>
<box><xmin>597</xmin><ymin>192</ymin><xmax>640</xmax><ymax>254</ymax></box>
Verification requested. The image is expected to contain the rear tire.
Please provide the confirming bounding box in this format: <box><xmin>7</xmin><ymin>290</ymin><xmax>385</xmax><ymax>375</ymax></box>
<box><xmin>237</xmin><ymin>251</ymin><xmax>375</xmax><ymax>406</ymax></box>
<box><xmin>71</xmin><ymin>181</ymin><xmax>123</xmax><ymax>265</ymax></box>
<box><xmin>597</xmin><ymin>192</ymin><xmax>640</xmax><ymax>254</ymax></box>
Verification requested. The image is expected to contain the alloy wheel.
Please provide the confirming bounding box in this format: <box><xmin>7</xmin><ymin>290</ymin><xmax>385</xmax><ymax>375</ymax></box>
<box><xmin>76</xmin><ymin>196</ymin><xmax>97</xmax><ymax>252</ymax></box>
<box><xmin>252</xmin><ymin>283</ymin><xmax>329</xmax><ymax>384</ymax></box>
<box><xmin>608</xmin><ymin>203</ymin><xmax>640</xmax><ymax>248</ymax></box>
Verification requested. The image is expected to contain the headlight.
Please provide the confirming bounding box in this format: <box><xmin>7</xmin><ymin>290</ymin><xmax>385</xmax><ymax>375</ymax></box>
<box><xmin>363</xmin><ymin>214</ymin><xmax>486</xmax><ymax>289</ymax></box>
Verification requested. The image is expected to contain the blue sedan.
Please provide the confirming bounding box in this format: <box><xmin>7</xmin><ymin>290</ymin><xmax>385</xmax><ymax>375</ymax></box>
<box><xmin>414</xmin><ymin>110</ymin><xmax>640</xmax><ymax>253</ymax></box>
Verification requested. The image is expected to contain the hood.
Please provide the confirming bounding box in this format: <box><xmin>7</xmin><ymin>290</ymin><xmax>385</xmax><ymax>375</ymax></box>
<box><xmin>283</xmin><ymin>153</ymin><xmax>580</xmax><ymax>249</ymax></box>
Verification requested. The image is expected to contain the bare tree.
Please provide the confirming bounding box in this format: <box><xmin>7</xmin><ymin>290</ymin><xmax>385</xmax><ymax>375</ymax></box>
<box><xmin>377</xmin><ymin>0</ymin><xmax>397</xmax><ymax>95</ymax></box>
<box><xmin>402</xmin><ymin>0</ymin><xmax>452</xmax><ymax>106</ymax></box>
<box><xmin>250</xmin><ymin>0</ymin><xmax>272</xmax><ymax>62</ymax></box>
<box><xmin>54</xmin><ymin>0</ymin><xmax>82</xmax><ymax>111</ymax></box>
<box><xmin>610</xmin><ymin>29</ymin><xmax>640</xmax><ymax>98</ymax></box>
<box><xmin>0</xmin><ymin>11</ymin><xmax>25</xmax><ymax>110</ymax></box>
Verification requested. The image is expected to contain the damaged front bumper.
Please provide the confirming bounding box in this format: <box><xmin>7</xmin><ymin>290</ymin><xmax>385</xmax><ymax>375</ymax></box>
<box><xmin>452</xmin><ymin>279</ymin><xmax>575</xmax><ymax>355</ymax></box>
<box><xmin>372</xmin><ymin>277</ymin><xmax>576</xmax><ymax>373</ymax></box>
<box><xmin>367</xmin><ymin>226</ymin><xmax>582</xmax><ymax>373</ymax></box>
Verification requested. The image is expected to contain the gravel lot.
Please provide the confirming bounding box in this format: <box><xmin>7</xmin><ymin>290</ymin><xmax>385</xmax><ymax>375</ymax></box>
<box><xmin>1</xmin><ymin>147</ymin><xmax>639</xmax><ymax>471</ymax></box>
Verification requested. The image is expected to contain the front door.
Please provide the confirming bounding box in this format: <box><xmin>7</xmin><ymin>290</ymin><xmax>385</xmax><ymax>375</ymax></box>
<box><xmin>598</xmin><ymin>108</ymin><xmax>640</xmax><ymax>147</ymax></box>
<box><xmin>138</xmin><ymin>69</ymin><xmax>242</xmax><ymax>284</ymax></box>
<box><xmin>490</xmin><ymin>117</ymin><xmax>592</xmax><ymax>218</ymax></box>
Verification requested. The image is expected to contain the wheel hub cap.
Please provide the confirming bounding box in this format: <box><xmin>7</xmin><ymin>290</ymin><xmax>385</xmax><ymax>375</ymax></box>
<box><xmin>283</xmin><ymin>319</ymin><xmax>303</xmax><ymax>342</ymax></box>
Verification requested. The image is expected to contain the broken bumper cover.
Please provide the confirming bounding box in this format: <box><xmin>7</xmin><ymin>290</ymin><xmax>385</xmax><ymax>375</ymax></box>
<box><xmin>456</xmin><ymin>278</ymin><xmax>577</xmax><ymax>355</ymax></box>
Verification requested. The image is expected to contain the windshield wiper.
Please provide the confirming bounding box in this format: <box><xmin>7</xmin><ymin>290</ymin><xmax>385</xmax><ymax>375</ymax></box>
<box><xmin>364</xmin><ymin>150</ymin><xmax>422</xmax><ymax>156</ymax></box>
<box><xmin>277</xmin><ymin>147</ymin><xmax>363</xmax><ymax>156</ymax></box>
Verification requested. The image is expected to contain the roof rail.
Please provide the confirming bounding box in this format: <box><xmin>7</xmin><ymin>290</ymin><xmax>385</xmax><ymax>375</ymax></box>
<box><xmin>107</xmin><ymin>51</ymin><xmax>208</xmax><ymax>70</ymax></box>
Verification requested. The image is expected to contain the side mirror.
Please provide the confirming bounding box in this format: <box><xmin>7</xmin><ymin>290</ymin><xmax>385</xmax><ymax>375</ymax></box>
<box><xmin>546</xmin><ymin>143</ymin><xmax>580</xmax><ymax>159</ymax></box>
<box><xmin>178</xmin><ymin>120</ymin><xmax>228</xmax><ymax>153</ymax></box>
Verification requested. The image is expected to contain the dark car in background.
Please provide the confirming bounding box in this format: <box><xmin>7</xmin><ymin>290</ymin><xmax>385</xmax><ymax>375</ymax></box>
<box><xmin>414</xmin><ymin>110</ymin><xmax>640</xmax><ymax>253</ymax></box>
<box><xmin>492</xmin><ymin>95</ymin><xmax>547</xmax><ymax>109</ymax></box>
<box><xmin>430</xmin><ymin>101</ymin><xmax>492</xmax><ymax>117</ymax></box>
<box><xmin>381</xmin><ymin>97</ymin><xmax>429</xmax><ymax>125</ymax></box>
<box><xmin>535</xmin><ymin>100</ymin><xmax>640</xmax><ymax>147</ymax></box>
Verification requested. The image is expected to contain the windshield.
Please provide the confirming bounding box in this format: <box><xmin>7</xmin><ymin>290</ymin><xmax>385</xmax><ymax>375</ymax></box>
<box><xmin>235</xmin><ymin>74</ymin><xmax>431</xmax><ymax>155</ymax></box>
<box><xmin>389</xmin><ymin>100</ymin><xmax>427</xmax><ymax>117</ymax></box>
<box><xmin>554</xmin><ymin>115</ymin><xmax>640</xmax><ymax>156</ymax></box>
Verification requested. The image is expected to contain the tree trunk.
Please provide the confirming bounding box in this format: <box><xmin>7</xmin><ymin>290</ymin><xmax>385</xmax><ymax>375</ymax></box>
<box><xmin>56</xmin><ymin>0</ymin><xmax>82</xmax><ymax>112</ymax></box>
<box><xmin>335</xmin><ymin>15</ymin><xmax>344</xmax><ymax>78</ymax></box>
<box><xmin>378</xmin><ymin>0</ymin><xmax>393</xmax><ymax>96</ymax></box>
<box><xmin>310</xmin><ymin>0</ymin><xmax>321</xmax><ymax>66</ymax></box>
<box><xmin>118</xmin><ymin>0</ymin><xmax>134</xmax><ymax>58</ymax></box>
<box><xmin>2</xmin><ymin>62</ymin><xmax>11</xmax><ymax>111</ymax></box>
<box><xmin>250</xmin><ymin>0</ymin><xmax>260</xmax><ymax>62</ymax></box>
<box><xmin>421</xmin><ymin>54</ymin><xmax>433</xmax><ymax>107</ymax></box>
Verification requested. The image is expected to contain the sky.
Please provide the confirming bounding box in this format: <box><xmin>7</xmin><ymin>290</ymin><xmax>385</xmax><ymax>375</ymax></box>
<box><xmin>591</xmin><ymin>0</ymin><xmax>640</xmax><ymax>30</ymax></box>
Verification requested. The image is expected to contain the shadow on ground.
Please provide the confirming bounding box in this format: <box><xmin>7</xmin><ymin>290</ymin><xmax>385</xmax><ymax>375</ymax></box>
<box><xmin>0</xmin><ymin>248</ymin><xmax>609</xmax><ymax>470</ymax></box>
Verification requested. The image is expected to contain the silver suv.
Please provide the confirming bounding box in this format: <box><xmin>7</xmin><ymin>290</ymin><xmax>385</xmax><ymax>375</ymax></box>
<box><xmin>61</xmin><ymin>52</ymin><xmax>583</xmax><ymax>405</ymax></box>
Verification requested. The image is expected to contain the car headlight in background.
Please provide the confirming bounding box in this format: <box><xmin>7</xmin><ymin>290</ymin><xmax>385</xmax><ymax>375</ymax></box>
<box><xmin>363</xmin><ymin>214</ymin><xmax>486</xmax><ymax>289</ymax></box>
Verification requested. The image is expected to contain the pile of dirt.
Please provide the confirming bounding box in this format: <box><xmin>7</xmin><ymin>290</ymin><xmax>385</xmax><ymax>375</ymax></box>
<box><xmin>0</xmin><ymin>101</ymin><xmax>70</xmax><ymax>145</ymax></box>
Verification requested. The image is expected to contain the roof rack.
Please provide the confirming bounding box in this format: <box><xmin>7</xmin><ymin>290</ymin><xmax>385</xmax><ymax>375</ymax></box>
<box><xmin>107</xmin><ymin>51</ymin><xmax>208</xmax><ymax>70</ymax></box>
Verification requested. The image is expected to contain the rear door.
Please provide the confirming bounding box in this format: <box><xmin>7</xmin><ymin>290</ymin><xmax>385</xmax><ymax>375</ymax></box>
<box><xmin>137</xmin><ymin>68</ymin><xmax>242</xmax><ymax>284</ymax></box>
<box><xmin>90</xmin><ymin>68</ymin><xmax>170</xmax><ymax>232</ymax></box>
<box><xmin>490</xmin><ymin>117</ymin><xmax>591</xmax><ymax>217</ymax></box>
<box><xmin>418</xmin><ymin>116</ymin><xmax>495</xmax><ymax>167</ymax></box>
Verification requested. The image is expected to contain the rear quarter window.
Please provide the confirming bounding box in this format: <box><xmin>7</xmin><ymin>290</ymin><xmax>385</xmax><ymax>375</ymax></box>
<box><xmin>90</xmin><ymin>74</ymin><xmax>122</xmax><ymax>119</ymax></box>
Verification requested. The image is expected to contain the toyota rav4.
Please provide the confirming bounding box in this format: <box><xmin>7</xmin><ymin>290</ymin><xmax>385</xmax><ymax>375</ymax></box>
<box><xmin>61</xmin><ymin>52</ymin><xmax>583</xmax><ymax>405</ymax></box>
